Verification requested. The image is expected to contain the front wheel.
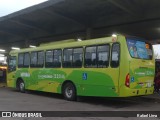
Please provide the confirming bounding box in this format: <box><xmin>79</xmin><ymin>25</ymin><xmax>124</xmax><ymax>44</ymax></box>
<box><xmin>62</xmin><ymin>82</ymin><xmax>76</xmax><ymax>101</ymax></box>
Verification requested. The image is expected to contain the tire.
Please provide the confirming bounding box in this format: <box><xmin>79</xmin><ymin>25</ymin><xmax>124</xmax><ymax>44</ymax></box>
<box><xmin>18</xmin><ymin>80</ymin><xmax>25</xmax><ymax>93</ymax></box>
<box><xmin>62</xmin><ymin>82</ymin><xmax>76</xmax><ymax>101</ymax></box>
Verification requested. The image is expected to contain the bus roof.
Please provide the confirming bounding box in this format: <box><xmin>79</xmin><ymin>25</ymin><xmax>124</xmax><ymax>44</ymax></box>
<box><xmin>40</xmin><ymin>39</ymin><xmax>76</xmax><ymax>46</ymax></box>
<box><xmin>9</xmin><ymin>35</ymin><xmax>123</xmax><ymax>54</ymax></box>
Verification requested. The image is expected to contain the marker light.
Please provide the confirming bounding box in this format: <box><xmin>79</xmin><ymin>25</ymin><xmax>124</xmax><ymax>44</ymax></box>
<box><xmin>29</xmin><ymin>45</ymin><xmax>36</xmax><ymax>48</ymax></box>
<box><xmin>112</xmin><ymin>34</ymin><xmax>117</xmax><ymax>42</ymax></box>
<box><xmin>77</xmin><ymin>38</ymin><xmax>82</xmax><ymax>41</ymax></box>
<box><xmin>112</xmin><ymin>34</ymin><xmax>117</xmax><ymax>37</ymax></box>
<box><xmin>11</xmin><ymin>47</ymin><xmax>20</xmax><ymax>50</ymax></box>
<box><xmin>146</xmin><ymin>44</ymin><xmax>149</xmax><ymax>49</ymax></box>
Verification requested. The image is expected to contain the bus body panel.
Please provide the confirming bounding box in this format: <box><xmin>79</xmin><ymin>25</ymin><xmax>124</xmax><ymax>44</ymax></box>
<box><xmin>119</xmin><ymin>59</ymin><xmax>155</xmax><ymax>97</ymax></box>
<box><xmin>119</xmin><ymin>36</ymin><xmax>155</xmax><ymax>97</ymax></box>
<box><xmin>14</xmin><ymin>67</ymin><xmax>119</xmax><ymax>97</ymax></box>
<box><xmin>129</xmin><ymin>59</ymin><xmax>155</xmax><ymax>89</ymax></box>
<box><xmin>7</xmin><ymin>34</ymin><xmax>155</xmax><ymax>98</ymax></box>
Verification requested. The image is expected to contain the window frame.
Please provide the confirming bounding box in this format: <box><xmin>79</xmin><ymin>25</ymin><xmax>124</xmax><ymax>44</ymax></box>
<box><xmin>84</xmin><ymin>44</ymin><xmax>110</xmax><ymax>68</ymax></box>
<box><xmin>18</xmin><ymin>53</ymin><xmax>24</xmax><ymax>68</ymax></box>
<box><xmin>45</xmin><ymin>49</ymin><xmax>62</xmax><ymax>68</ymax></box>
<box><xmin>23</xmin><ymin>52</ymin><xmax>30</xmax><ymax>68</ymax></box>
<box><xmin>84</xmin><ymin>45</ymin><xmax>97</xmax><ymax>68</ymax></box>
<box><xmin>63</xmin><ymin>47</ymin><xmax>83</xmax><ymax>68</ymax></box>
<box><xmin>45</xmin><ymin>49</ymin><xmax>54</xmax><ymax>68</ymax></box>
<box><xmin>72</xmin><ymin>47</ymin><xmax>83</xmax><ymax>68</ymax></box>
<box><xmin>63</xmin><ymin>48</ymin><xmax>73</xmax><ymax>68</ymax></box>
<box><xmin>30</xmin><ymin>51</ymin><xmax>38</xmax><ymax>68</ymax></box>
<box><xmin>53</xmin><ymin>49</ymin><xmax>62</xmax><ymax>68</ymax></box>
<box><xmin>37</xmin><ymin>51</ymin><xmax>45</xmax><ymax>68</ymax></box>
<box><xmin>8</xmin><ymin>56</ymin><xmax>17</xmax><ymax>73</ymax></box>
<box><xmin>110</xmin><ymin>42</ymin><xmax>120</xmax><ymax>68</ymax></box>
<box><xmin>97</xmin><ymin>44</ymin><xmax>110</xmax><ymax>68</ymax></box>
<box><xmin>126</xmin><ymin>38</ymin><xmax>153</xmax><ymax>60</ymax></box>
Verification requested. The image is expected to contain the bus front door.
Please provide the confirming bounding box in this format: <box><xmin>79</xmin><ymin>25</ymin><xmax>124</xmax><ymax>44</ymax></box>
<box><xmin>7</xmin><ymin>56</ymin><xmax>17</xmax><ymax>88</ymax></box>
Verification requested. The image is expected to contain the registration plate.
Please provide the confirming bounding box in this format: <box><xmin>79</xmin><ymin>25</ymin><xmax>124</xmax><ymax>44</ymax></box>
<box><xmin>146</xmin><ymin>82</ymin><xmax>151</xmax><ymax>87</ymax></box>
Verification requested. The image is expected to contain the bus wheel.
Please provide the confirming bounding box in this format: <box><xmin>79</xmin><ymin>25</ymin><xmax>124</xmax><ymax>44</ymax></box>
<box><xmin>18</xmin><ymin>80</ymin><xmax>25</xmax><ymax>93</ymax></box>
<box><xmin>62</xmin><ymin>82</ymin><xmax>76</xmax><ymax>101</ymax></box>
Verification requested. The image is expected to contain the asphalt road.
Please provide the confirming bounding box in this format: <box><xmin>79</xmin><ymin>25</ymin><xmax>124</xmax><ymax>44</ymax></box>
<box><xmin>0</xmin><ymin>87</ymin><xmax>160</xmax><ymax>120</ymax></box>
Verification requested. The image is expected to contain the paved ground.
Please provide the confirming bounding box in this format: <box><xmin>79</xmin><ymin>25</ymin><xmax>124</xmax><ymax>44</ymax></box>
<box><xmin>0</xmin><ymin>87</ymin><xmax>160</xmax><ymax>120</ymax></box>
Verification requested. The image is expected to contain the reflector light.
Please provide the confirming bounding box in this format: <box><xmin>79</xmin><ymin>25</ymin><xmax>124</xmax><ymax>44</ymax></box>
<box><xmin>125</xmin><ymin>73</ymin><xmax>130</xmax><ymax>87</ymax></box>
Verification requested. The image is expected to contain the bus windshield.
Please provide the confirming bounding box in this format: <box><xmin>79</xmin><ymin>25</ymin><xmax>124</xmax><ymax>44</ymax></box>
<box><xmin>126</xmin><ymin>38</ymin><xmax>153</xmax><ymax>60</ymax></box>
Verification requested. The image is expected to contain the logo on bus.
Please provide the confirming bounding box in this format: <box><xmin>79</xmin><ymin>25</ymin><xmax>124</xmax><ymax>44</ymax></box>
<box><xmin>131</xmin><ymin>77</ymin><xmax>134</xmax><ymax>82</ymax></box>
<box><xmin>21</xmin><ymin>73</ymin><xmax>30</xmax><ymax>77</ymax></box>
<box><xmin>82</xmin><ymin>73</ymin><xmax>87</xmax><ymax>80</ymax></box>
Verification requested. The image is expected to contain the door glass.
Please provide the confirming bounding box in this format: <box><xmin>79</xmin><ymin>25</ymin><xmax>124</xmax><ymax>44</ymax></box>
<box><xmin>8</xmin><ymin>56</ymin><xmax>16</xmax><ymax>72</ymax></box>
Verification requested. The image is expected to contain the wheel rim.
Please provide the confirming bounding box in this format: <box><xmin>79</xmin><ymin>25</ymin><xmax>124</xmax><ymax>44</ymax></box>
<box><xmin>65</xmin><ymin>86</ymin><xmax>73</xmax><ymax>98</ymax></box>
<box><xmin>20</xmin><ymin>82</ymin><xmax>24</xmax><ymax>91</ymax></box>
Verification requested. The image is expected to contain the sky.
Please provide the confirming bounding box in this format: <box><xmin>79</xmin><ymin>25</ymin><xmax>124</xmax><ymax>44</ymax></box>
<box><xmin>0</xmin><ymin>0</ymin><xmax>159</xmax><ymax>59</ymax></box>
<box><xmin>0</xmin><ymin>0</ymin><xmax>48</xmax><ymax>61</ymax></box>
<box><xmin>0</xmin><ymin>0</ymin><xmax>48</xmax><ymax>17</ymax></box>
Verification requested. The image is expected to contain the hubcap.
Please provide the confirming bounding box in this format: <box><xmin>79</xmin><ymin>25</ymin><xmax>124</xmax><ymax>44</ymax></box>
<box><xmin>20</xmin><ymin>82</ymin><xmax>24</xmax><ymax>91</ymax></box>
<box><xmin>65</xmin><ymin>87</ymin><xmax>73</xmax><ymax>98</ymax></box>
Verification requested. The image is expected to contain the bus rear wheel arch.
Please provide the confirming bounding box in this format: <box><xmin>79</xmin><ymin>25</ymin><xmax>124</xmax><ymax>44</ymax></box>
<box><xmin>16</xmin><ymin>78</ymin><xmax>25</xmax><ymax>93</ymax></box>
<box><xmin>62</xmin><ymin>81</ymin><xmax>77</xmax><ymax>101</ymax></box>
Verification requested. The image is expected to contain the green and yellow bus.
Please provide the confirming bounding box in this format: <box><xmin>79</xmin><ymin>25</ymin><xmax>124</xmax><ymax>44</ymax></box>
<box><xmin>7</xmin><ymin>34</ymin><xmax>155</xmax><ymax>101</ymax></box>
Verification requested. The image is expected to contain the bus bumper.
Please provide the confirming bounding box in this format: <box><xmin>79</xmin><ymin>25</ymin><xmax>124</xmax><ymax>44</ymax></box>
<box><xmin>119</xmin><ymin>86</ymin><xmax>154</xmax><ymax>97</ymax></box>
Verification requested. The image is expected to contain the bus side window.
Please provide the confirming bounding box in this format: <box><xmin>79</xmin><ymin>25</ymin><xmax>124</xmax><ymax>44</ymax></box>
<box><xmin>97</xmin><ymin>45</ymin><xmax>110</xmax><ymax>68</ymax></box>
<box><xmin>18</xmin><ymin>53</ymin><xmax>24</xmax><ymax>68</ymax></box>
<box><xmin>24</xmin><ymin>52</ymin><xmax>30</xmax><ymax>68</ymax></box>
<box><xmin>30</xmin><ymin>52</ymin><xmax>37</xmax><ymax>67</ymax></box>
<box><xmin>46</xmin><ymin>50</ymin><xmax>54</xmax><ymax>68</ymax></box>
<box><xmin>73</xmin><ymin>48</ymin><xmax>83</xmax><ymax>68</ymax></box>
<box><xmin>8</xmin><ymin>56</ymin><xmax>16</xmax><ymax>72</ymax></box>
<box><xmin>53</xmin><ymin>49</ymin><xmax>62</xmax><ymax>68</ymax></box>
<box><xmin>63</xmin><ymin>49</ymin><xmax>73</xmax><ymax>68</ymax></box>
<box><xmin>111</xmin><ymin>43</ymin><xmax>120</xmax><ymax>68</ymax></box>
<box><xmin>37</xmin><ymin>51</ymin><xmax>44</xmax><ymax>68</ymax></box>
<box><xmin>85</xmin><ymin>46</ymin><xmax>97</xmax><ymax>68</ymax></box>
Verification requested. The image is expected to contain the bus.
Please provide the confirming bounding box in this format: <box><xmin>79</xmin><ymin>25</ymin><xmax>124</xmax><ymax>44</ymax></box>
<box><xmin>0</xmin><ymin>64</ymin><xmax>7</xmax><ymax>87</ymax></box>
<box><xmin>7</xmin><ymin>34</ymin><xmax>155</xmax><ymax>101</ymax></box>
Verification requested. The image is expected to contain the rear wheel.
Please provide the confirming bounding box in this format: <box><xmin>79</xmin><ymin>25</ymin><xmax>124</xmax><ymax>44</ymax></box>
<box><xmin>18</xmin><ymin>80</ymin><xmax>25</xmax><ymax>93</ymax></box>
<box><xmin>62</xmin><ymin>82</ymin><xmax>76</xmax><ymax>101</ymax></box>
